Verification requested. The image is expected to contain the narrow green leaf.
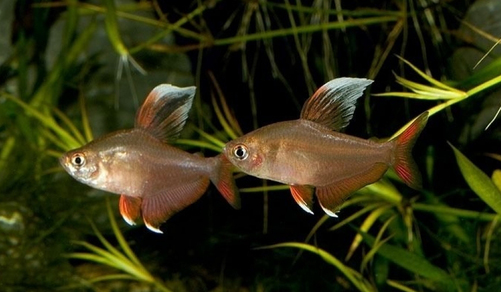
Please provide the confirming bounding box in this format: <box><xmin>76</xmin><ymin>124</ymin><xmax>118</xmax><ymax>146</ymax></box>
<box><xmin>89</xmin><ymin>274</ymin><xmax>140</xmax><ymax>283</ymax></box>
<box><xmin>211</xmin><ymin>94</ymin><xmax>239</xmax><ymax>140</ymax></box>
<box><xmin>258</xmin><ymin>242</ymin><xmax>374</xmax><ymax>292</ymax></box>
<box><xmin>52</xmin><ymin>107</ymin><xmax>86</xmax><ymax>145</ymax></box>
<box><xmin>375</xmin><ymin>92</ymin><xmax>435</xmax><ymax>100</ymax></box>
<box><xmin>491</xmin><ymin>170</ymin><xmax>501</xmax><ymax>192</ymax></box>
<box><xmin>67</xmin><ymin>252</ymin><xmax>120</xmax><ymax>268</ymax></box>
<box><xmin>361</xmin><ymin>215</ymin><xmax>396</xmax><ymax>272</ymax></box>
<box><xmin>346</xmin><ymin>205</ymin><xmax>393</xmax><ymax>261</ymax></box>
<box><xmin>73</xmin><ymin>240</ymin><xmax>151</xmax><ymax>282</ymax></box>
<box><xmin>87</xmin><ymin>220</ymin><xmax>131</xmax><ymax>268</ymax></box>
<box><xmin>105</xmin><ymin>199</ymin><xmax>150</xmax><ymax>276</ymax></box>
<box><xmin>4</xmin><ymin>93</ymin><xmax>81</xmax><ymax>149</ymax></box>
<box><xmin>360</xmin><ymin>232</ymin><xmax>455</xmax><ymax>290</ymax></box>
<box><xmin>31</xmin><ymin>20</ymin><xmax>97</xmax><ymax>107</ymax></box>
<box><xmin>395</xmin><ymin>56</ymin><xmax>464</xmax><ymax>93</ymax></box>
<box><xmin>175</xmin><ymin>139</ymin><xmax>223</xmax><ymax>153</ymax></box>
<box><xmin>330</xmin><ymin>203</ymin><xmax>388</xmax><ymax>232</ymax></box>
<box><xmin>0</xmin><ymin>136</ymin><xmax>15</xmax><ymax>171</ymax></box>
<box><xmin>386</xmin><ymin>279</ymin><xmax>418</xmax><ymax>292</ymax></box>
<box><xmin>394</xmin><ymin>75</ymin><xmax>462</xmax><ymax>99</ymax></box>
<box><xmin>361</xmin><ymin>235</ymin><xmax>393</xmax><ymax>273</ymax></box>
<box><xmin>191</xmin><ymin>127</ymin><xmax>226</xmax><ymax>149</ymax></box>
<box><xmin>450</xmin><ymin>143</ymin><xmax>501</xmax><ymax>215</ymax></box>
<box><xmin>412</xmin><ymin>202</ymin><xmax>497</xmax><ymax>221</ymax></box>
<box><xmin>79</xmin><ymin>91</ymin><xmax>94</xmax><ymax>142</ymax></box>
<box><xmin>41</xmin><ymin>128</ymin><xmax>73</xmax><ymax>151</ymax></box>
<box><xmin>103</xmin><ymin>0</ymin><xmax>128</xmax><ymax>55</ymax></box>
<box><xmin>213</xmin><ymin>16</ymin><xmax>398</xmax><ymax>46</ymax></box>
<box><xmin>208</xmin><ymin>72</ymin><xmax>243</xmax><ymax>137</ymax></box>
<box><xmin>357</xmin><ymin>180</ymin><xmax>402</xmax><ymax>205</ymax></box>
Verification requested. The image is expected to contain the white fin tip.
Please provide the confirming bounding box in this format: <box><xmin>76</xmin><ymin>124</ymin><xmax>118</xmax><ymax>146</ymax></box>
<box><xmin>145</xmin><ymin>222</ymin><xmax>164</xmax><ymax>234</ymax></box>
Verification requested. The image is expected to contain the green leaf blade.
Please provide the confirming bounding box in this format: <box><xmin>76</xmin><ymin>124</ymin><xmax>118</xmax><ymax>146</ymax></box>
<box><xmin>360</xmin><ymin>232</ymin><xmax>458</xmax><ymax>291</ymax></box>
<box><xmin>450</xmin><ymin>143</ymin><xmax>501</xmax><ymax>215</ymax></box>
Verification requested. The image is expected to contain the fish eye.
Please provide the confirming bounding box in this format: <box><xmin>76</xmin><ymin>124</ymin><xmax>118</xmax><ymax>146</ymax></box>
<box><xmin>233</xmin><ymin>144</ymin><xmax>249</xmax><ymax>160</ymax></box>
<box><xmin>71</xmin><ymin>153</ymin><xmax>86</xmax><ymax>167</ymax></box>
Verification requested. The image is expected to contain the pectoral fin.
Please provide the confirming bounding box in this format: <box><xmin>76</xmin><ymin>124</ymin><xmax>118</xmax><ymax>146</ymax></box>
<box><xmin>300</xmin><ymin>78</ymin><xmax>373</xmax><ymax>131</ymax></box>
<box><xmin>135</xmin><ymin>84</ymin><xmax>196</xmax><ymax>143</ymax></box>
<box><xmin>141</xmin><ymin>177</ymin><xmax>210</xmax><ymax>233</ymax></box>
<box><xmin>316</xmin><ymin>163</ymin><xmax>388</xmax><ymax>216</ymax></box>
<box><xmin>290</xmin><ymin>185</ymin><xmax>314</xmax><ymax>214</ymax></box>
<box><xmin>119</xmin><ymin>195</ymin><xmax>142</xmax><ymax>226</ymax></box>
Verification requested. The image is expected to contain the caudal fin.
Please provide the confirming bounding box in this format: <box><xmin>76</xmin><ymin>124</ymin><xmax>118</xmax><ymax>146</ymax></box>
<box><xmin>210</xmin><ymin>154</ymin><xmax>241</xmax><ymax>209</ymax></box>
<box><xmin>391</xmin><ymin>112</ymin><xmax>429</xmax><ymax>189</ymax></box>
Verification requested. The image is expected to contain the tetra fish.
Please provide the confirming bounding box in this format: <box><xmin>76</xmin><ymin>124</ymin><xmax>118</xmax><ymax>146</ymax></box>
<box><xmin>60</xmin><ymin>84</ymin><xmax>238</xmax><ymax>233</ymax></box>
<box><xmin>223</xmin><ymin>78</ymin><xmax>428</xmax><ymax>216</ymax></box>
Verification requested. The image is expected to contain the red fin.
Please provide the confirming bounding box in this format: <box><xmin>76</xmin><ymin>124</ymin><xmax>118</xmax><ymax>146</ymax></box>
<box><xmin>119</xmin><ymin>195</ymin><xmax>142</xmax><ymax>226</ymax></box>
<box><xmin>141</xmin><ymin>177</ymin><xmax>210</xmax><ymax>233</ymax></box>
<box><xmin>391</xmin><ymin>112</ymin><xmax>429</xmax><ymax>189</ymax></box>
<box><xmin>300</xmin><ymin>78</ymin><xmax>373</xmax><ymax>131</ymax></box>
<box><xmin>210</xmin><ymin>154</ymin><xmax>241</xmax><ymax>209</ymax></box>
<box><xmin>135</xmin><ymin>84</ymin><xmax>196</xmax><ymax>143</ymax></box>
<box><xmin>316</xmin><ymin>163</ymin><xmax>388</xmax><ymax>216</ymax></box>
<box><xmin>290</xmin><ymin>185</ymin><xmax>314</xmax><ymax>214</ymax></box>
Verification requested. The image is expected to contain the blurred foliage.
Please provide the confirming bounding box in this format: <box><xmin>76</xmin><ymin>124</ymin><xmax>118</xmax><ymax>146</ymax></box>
<box><xmin>1</xmin><ymin>0</ymin><xmax>501</xmax><ymax>291</ymax></box>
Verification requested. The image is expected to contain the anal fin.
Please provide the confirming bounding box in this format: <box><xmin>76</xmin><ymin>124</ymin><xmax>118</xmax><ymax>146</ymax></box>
<box><xmin>119</xmin><ymin>195</ymin><xmax>142</xmax><ymax>226</ymax></box>
<box><xmin>290</xmin><ymin>185</ymin><xmax>314</xmax><ymax>214</ymax></box>
<box><xmin>141</xmin><ymin>177</ymin><xmax>210</xmax><ymax>233</ymax></box>
<box><xmin>316</xmin><ymin>163</ymin><xmax>388</xmax><ymax>217</ymax></box>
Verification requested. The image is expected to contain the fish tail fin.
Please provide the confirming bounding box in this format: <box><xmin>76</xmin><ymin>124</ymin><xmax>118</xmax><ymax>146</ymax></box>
<box><xmin>391</xmin><ymin>111</ymin><xmax>429</xmax><ymax>189</ymax></box>
<box><xmin>210</xmin><ymin>154</ymin><xmax>241</xmax><ymax>209</ymax></box>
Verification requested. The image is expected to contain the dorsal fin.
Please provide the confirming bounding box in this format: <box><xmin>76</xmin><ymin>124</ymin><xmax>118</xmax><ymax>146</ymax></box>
<box><xmin>135</xmin><ymin>84</ymin><xmax>196</xmax><ymax>143</ymax></box>
<box><xmin>300</xmin><ymin>78</ymin><xmax>373</xmax><ymax>131</ymax></box>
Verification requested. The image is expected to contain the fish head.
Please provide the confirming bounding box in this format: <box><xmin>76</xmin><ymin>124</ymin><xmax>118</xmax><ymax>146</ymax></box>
<box><xmin>60</xmin><ymin>146</ymin><xmax>101</xmax><ymax>188</ymax></box>
<box><xmin>224</xmin><ymin>137</ymin><xmax>265</xmax><ymax>175</ymax></box>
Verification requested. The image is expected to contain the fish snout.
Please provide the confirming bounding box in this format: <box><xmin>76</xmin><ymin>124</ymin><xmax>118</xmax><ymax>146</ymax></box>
<box><xmin>59</xmin><ymin>153</ymin><xmax>73</xmax><ymax>174</ymax></box>
<box><xmin>59</xmin><ymin>154</ymin><xmax>67</xmax><ymax>168</ymax></box>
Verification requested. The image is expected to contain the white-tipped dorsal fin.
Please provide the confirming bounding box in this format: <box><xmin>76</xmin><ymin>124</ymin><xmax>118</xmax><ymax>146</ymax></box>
<box><xmin>300</xmin><ymin>78</ymin><xmax>373</xmax><ymax>131</ymax></box>
<box><xmin>135</xmin><ymin>84</ymin><xmax>196</xmax><ymax>143</ymax></box>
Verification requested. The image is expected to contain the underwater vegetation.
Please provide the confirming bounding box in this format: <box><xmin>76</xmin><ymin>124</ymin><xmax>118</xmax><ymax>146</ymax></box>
<box><xmin>1</xmin><ymin>0</ymin><xmax>501</xmax><ymax>291</ymax></box>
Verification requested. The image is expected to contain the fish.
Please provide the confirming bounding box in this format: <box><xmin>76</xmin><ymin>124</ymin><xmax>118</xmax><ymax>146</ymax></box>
<box><xmin>223</xmin><ymin>77</ymin><xmax>428</xmax><ymax>216</ymax></box>
<box><xmin>60</xmin><ymin>84</ymin><xmax>239</xmax><ymax>233</ymax></box>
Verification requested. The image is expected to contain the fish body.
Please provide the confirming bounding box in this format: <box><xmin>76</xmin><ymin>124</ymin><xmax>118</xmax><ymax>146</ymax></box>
<box><xmin>60</xmin><ymin>85</ymin><xmax>238</xmax><ymax>233</ymax></box>
<box><xmin>223</xmin><ymin>78</ymin><xmax>428</xmax><ymax>216</ymax></box>
<box><xmin>61</xmin><ymin>129</ymin><xmax>216</xmax><ymax>197</ymax></box>
<box><xmin>229</xmin><ymin>119</ymin><xmax>394</xmax><ymax>187</ymax></box>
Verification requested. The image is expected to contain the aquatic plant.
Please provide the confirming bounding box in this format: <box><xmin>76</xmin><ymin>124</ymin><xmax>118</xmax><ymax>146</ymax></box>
<box><xmin>1</xmin><ymin>0</ymin><xmax>501</xmax><ymax>291</ymax></box>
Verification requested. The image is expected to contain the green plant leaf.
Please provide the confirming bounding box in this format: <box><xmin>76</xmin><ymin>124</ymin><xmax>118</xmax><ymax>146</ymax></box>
<box><xmin>491</xmin><ymin>169</ymin><xmax>501</xmax><ymax>192</ymax></box>
<box><xmin>346</xmin><ymin>205</ymin><xmax>393</xmax><ymax>261</ymax></box>
<box><xmin>450</xmin><ymin>143</ymin><xmax>501</xmax><ymax>215</ymax></box>
<box><xmin>257</xmin><ymin>242</ymin><xmax>374</xmax><ymax>292</ymax></box>
<box><xmin>359</xmin><ymin>231</ymin><xmax>456</xmax><ymax>291</ymax></box>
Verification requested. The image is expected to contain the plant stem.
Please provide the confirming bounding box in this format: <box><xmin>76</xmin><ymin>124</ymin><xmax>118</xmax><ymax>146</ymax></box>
<box><xmin>412</xmin><ymin>203</ymin><xmax>498</xmax><ymax>221</ymax></box>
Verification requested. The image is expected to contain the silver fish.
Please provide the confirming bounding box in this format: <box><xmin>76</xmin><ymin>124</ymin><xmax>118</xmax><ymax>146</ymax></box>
<box><xmin>223</xmin><ymin>78</ymin><xmax>428</xmax><ymax>216</ymax></box>
<box><xmin>60</xmin><ymin>84</ymin><xmax>239</xmax><ymax>233</ymax></box>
